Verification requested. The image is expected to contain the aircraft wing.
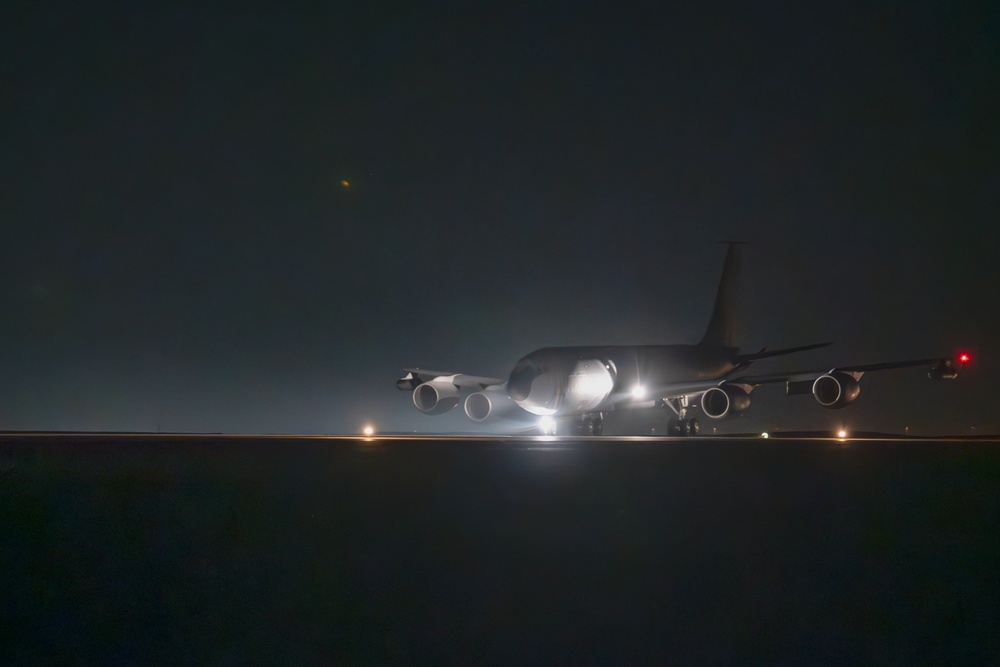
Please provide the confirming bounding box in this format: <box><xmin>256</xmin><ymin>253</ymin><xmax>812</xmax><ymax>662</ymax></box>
<box><xmin>728</xmin><ymin>356</ymin><xmax>962</xmax><ymax>389</ymax></box>
<box><xmin>637</xmin><ymin>356</ymin><xmax>961</xmax><ymax>405</ymax></box>
<box><xmin>396</xmin><ymin>369</ymin><xmax>506</xmax><ymax>391</ymax></box>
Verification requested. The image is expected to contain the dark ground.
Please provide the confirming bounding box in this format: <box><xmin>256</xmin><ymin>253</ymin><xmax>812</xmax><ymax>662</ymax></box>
<box><xmin>2</xmin><ymin>434</ymin><xmax>999</xmax><ymax>665</ymax></box>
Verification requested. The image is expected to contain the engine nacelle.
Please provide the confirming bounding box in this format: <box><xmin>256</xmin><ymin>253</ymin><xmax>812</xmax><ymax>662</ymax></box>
<box><xmin>701</xmin><ymin>385</ymin><xmax>752</xmax><ymax>419</ymax></box>
<box><xmin>464</xmin><ymin>389</ymin><xmax>518</xmax><ymax>423</ymax></box>
<box><xmin>412</xmin><ymin>380</ymin><xmax>460</xmax><ymax>415</ymax></box>
<box><xmin>812</xmin><ymin>372</ymin><xmax>860</xmax><ymax>409</ymax></box>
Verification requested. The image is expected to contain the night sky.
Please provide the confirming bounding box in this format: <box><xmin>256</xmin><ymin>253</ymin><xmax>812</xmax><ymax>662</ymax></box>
<box><xmin>2</xmin><ymin>1</ymin><xmax>997</xmax><ymax>434</ymax></box>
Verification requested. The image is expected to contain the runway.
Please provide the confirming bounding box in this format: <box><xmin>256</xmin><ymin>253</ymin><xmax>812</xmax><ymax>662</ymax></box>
<box><xmin>3</xmin><ymin>433</ymin><xmax>999</xmax><ymax>664</ymax></box>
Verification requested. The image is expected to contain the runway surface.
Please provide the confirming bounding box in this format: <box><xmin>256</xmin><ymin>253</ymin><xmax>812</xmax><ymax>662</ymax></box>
<box><xmin>3</xmin><ymin>433</ymin><xmax>999</xmax><ymax>664</ymax></box>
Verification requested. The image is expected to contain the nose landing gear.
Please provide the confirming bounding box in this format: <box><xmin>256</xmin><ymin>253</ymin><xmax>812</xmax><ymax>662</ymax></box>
<box><xmin>569</xmin><ymin>412</ymin><xmax>604</xmax><ymax>436</ymax></box>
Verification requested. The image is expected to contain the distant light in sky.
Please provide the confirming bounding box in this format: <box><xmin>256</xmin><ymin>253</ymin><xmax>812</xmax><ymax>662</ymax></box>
<box><xmin>341</xmin><ymin>180</ymin><xmax>351</xmax><ymax>187</ymax></box>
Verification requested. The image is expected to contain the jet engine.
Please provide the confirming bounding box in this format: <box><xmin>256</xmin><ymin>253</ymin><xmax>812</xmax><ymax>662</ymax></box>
<box><xmin>701</xmin><ymin>384</ymin><xmax>751</xmax><ymax>419</ymax></box>
<box><xmin>812</xmin><ymin>372</ymin><xmax>860</xmax><ymax>409</ymax></box>
<box><xmin>464</xmin><ymin>389</ymin><xmax>518</xmax><ymax>423</ymax></box>
<box><xmin>412</xmin><ymin>379</ymin><xmax>460</xmax><ymax>415</ymax></box>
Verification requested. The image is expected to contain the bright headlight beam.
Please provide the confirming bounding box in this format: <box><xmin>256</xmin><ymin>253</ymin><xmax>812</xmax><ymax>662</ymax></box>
<box><xmin>631</xmin><ymin>385</ymin><xmax>647</xmax><ymax>400</ymax></box>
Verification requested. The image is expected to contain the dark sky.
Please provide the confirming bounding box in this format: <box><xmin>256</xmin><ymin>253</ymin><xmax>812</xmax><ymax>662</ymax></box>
<box><xmin>1</xmin><ymin>0</ymin><xmax>997</xmax><ymax>433</ymax></box>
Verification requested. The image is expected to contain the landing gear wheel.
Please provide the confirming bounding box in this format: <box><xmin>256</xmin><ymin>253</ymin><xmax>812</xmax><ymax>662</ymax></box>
<box><xmin>569</xmin><ymin>413</ymin><xmax>604</xmax><ymax>437</ymax></box>
<box><xmin>663</xmin><ymin>396</ymin><xmax>697</xmax><ymax>437</ymax></box>
<box><xmin>668</xmin><ymin>417</ymin><xmax>699</xmax><ymax>436</ymax></box>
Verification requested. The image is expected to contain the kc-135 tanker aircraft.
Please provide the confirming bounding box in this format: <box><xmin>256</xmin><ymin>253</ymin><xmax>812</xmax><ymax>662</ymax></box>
<box><xmin>397</xmin><ymin>245</ymin><xmax>968</xmax><ymax>435</ymax></box>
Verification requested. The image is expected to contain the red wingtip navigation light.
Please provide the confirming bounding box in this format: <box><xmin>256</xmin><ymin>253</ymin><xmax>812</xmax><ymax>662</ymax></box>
<box><xmin>958</xmin><ymin>352</ymin><xmax>971</xmax><ymax>366</ymax></box>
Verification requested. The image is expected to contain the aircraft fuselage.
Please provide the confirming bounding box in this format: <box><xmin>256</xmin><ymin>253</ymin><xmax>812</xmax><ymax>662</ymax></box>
<box><xmin>507</xmin><ymin>344</ymin><xmax>740</xmax><ymax>416</ymax></box>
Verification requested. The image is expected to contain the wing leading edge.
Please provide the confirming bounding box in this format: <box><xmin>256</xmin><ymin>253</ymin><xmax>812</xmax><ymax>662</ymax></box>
<box><xmin>396</xmin><ymin>369</ymin><xmax>506</xmax><ymax>392</ymax></box>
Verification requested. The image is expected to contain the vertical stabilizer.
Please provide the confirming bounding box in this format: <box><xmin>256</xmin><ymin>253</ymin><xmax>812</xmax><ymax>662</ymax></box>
<box><xmin>699</xmin><ymin>243</ymin><xmax>742</xmax><ymax>348</ymax></box>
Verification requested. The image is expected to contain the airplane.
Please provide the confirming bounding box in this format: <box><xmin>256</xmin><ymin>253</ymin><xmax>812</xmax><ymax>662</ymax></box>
<box><xmin>396</xmin><ymin>244</ymin><xmax>968</xmax><ymax>436</ymax></box>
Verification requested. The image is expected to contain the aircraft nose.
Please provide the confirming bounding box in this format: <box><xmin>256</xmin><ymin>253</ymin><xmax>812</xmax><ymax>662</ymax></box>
<box><xmin>508</xmin><ymin>361</ymin><xmax>540</xmax><ymax>401</ymax></box>
<box><xmin>508</xmin><ymin>360</ymin><xmax>560</xmax><ymax>415</ymax></box>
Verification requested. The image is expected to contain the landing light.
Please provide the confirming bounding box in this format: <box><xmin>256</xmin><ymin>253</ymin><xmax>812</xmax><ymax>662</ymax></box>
<box><xmin>837</xmin><ymin>429</ymin><xmax>848</xmax><ymax>439</ymax></box>
<box><xmin>539</xmin><ymin>416</ymin><xmax>557</xmax><ymax>435</ymax></box>
<box><xmin>362</xmin><ymin>424</ymin><xmax>375</xmax><ymax>437</ymax></box>
<box><xmin>631</xmin><ymin>385</ymin><xmax>647</xmax><ymax>400</ymax></box>
<box><xmin>761</xmin><ymin>432</ymin><xmax>769</xmax><ymax>439</ymax></box>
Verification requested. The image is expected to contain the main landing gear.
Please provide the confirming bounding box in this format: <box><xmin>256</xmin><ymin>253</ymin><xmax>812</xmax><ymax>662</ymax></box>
<box><xmin>659</xmin><ymin>396</ymin><xmax>700</xmax><ymax>437</ymax></box>
<box><xmin>568</xmin><ymin>412</ymin><xmax>604</xmax><ymax>437</ymax></box>
<box><xmin>668</xmin><ymin>417</ymin><xmax>700</xmax><ymax>436</ymax></box>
